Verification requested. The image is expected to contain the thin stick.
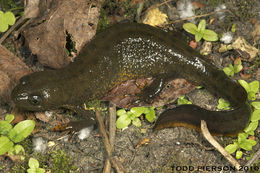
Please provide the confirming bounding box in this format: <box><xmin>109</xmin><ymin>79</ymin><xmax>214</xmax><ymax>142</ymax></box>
<box><xmin>245</xmin><ymin>148</ymin><xmax>260</xmax><ymax>167</ymax></box>
<box><xmin>103</xmin><ymin>103</ymin><xmax>117</xmax><ymax>173</ymax></box>
<box><xmin>0</xmin><ymin>16</ymin><xmax>25</xmax><ymax>44</ymax></box>
<box><xmin>95</xmin><ymin>110</ymin><xmax>124</xmax><ymax>173</ymax></box>
<box><xmin>170</xmin><ymin>9</ymin><xmax>231</xmax><ymax>24</ymax></box>
<box><xmin>109</xmin><ymin>103</ymin><xmax>117</xmax><ymax>150</ymax></box>
<box><xmin>201</xmin><ymin>120</ymin><xmax>241</xmax><ymax>170</ymax></box>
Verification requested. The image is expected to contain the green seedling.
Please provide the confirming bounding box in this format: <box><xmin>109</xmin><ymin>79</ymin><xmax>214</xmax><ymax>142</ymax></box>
<box><xmin>225</xmin><ymin>80</ymin><xmax>260</xmax><ymax>159</ymax></box>
<box><xmin>238</xmin><ymin>80</ymin><xmax>259</xmax><ymax>101</ymax></box>
<box><xmin>177</xmin><ymin>95</ymin><xmax>192</xmax><ymax>105</ymax></box>
<box><xmin>251</xmin><ymin>102</ymin><xmax>260</xmax><ymax>110</ymax></box>
<box><xmin>116</xmin><ymin>107</ymin><xmax>155</xmax><ymax>129</ymax></box>
<box><xmin>231</xmin><ymin>23</ymin><xmax>236</xmax><ymax>33</ymax></box>
<box><xmin>217</xmin><ymin>98</ymin><xmax>230</xmax><ymax>110</ymax></box>
<box><xmin>223</xmin><ymin>58</ymin><xmax>243</xmax><ymax>77</ymax></box>
<box><xmin>27</xmin><ymin>158</ymin><xmax>45</xmax><ymax>173</ymax></box>
<box><xmin>183</xmin><ymin>19</ymin><xmax>218</xmax><ymax>42</ymax></box>
<box><xmin>225</xmin><ymin>132</ymin><xmax>257</xmax><ymax>159</ymax></box>
<box><xmin>0</xmin><ymin>114</ymin><xmax>35</xmax><ymax>156</ymax></box>
<box><xmin>0</xmin><ymin>11</ymin><xmax>16</xmax><ymax>32</ymax></box>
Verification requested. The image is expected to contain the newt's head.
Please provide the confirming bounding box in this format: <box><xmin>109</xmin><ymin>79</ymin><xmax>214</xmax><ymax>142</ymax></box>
<box><xmin>11</xmin><ymin>71</ymin><xmax>66</xmax><ymax>111</ymax></box>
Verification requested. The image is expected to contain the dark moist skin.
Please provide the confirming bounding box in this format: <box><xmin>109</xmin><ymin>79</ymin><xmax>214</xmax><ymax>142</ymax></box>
<box><xmin>11</xmin><ymin>23</ymin><xmax>251</xmax><ymax>135</ymax></box>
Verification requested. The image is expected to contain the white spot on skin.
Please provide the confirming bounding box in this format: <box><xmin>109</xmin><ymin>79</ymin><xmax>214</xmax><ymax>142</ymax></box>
<box><xmin>42</xmin><ymin>90</ymin><xmax>51</xmax><ymax>99</ymax></box>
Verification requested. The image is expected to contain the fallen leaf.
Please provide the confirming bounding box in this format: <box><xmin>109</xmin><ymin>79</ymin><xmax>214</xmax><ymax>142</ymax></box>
<box><xmin>24</xmin><ymin>0</ymin><xmax>41</xmax><ymax>18</ymax></box>
<box><xmin>23</xmin><ymin>0</ymin><xmax>102</xmax><ymax>68</ymax></box>
<box><xmin>103</xmin><ymin>77</ymin><xmax>196</xmax><ymax>108</ymax></box>
<box><xmin>0</xmin><ymin>45</ymin><xmax>32</xmax><ymax>102</ymax></box>
<box><xmin>232</xmin><ymin>37</ymin><xmax>259</xmax><ymax>61</ymax></box>
<box><xmin>192</xmin><ymin>1</ymin><xmax>205</xmax><ymax>9</ymax></box>
<box><xmin>143</xmin><ymin>8</ymin><xmax>168</xmax><ymax>26</ymax></box>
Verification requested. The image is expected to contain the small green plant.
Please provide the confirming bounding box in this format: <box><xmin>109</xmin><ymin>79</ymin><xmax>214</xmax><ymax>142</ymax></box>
<box><xmin>183</xmin><ymin>19</ymin><xmax>218</xmax><ymax>42</ymax></box>
<box><xmin>0</xmin><ymin>11</ymin><xmax>16</xmax><ymax>32</ymax></box>
<box><xmin>225</xmin><ymin>80</ymin><xmax>260</xmax><ymax>159</ymax></box>
<box><xmin>238</xmin><ymin>80</ymin><xmax>259</xmax><ymax>101</ymax></box>
<box><xmin>223</xmin><ymin>58</ymin><xmax>243</xmax><ymax>77</ymax></box>
<box><xmin>116</xmin><ymin>107</ymin><xmax>156</xmax><ymax>129</ymax></box>
<box><xmin>231</xmin><ymin>23</ymin><xmax>236</xmax><ymax>33</ymax></box>
<box><xmin>217</xmin><ymin>98</ymin><xmax>230</xmax><ymax>110</ymax></box>
<box><xmin>50</xmin><ymin>149</ymin><xmax>77</xmax><ymax>172</ymax></box>
<box><xmin>27</xmin><ymin>158</ymin><xmax>45</xmax><ymax>173</ymax></box>
<box><xmin>225</xmin><ymin>133</ymin><xmax>257</xmax><ymax>159</ymax></box>
<box><xmin>177</xmin><ymin>95</ymin><xmax>192</xmax><ymax>105</ymax></box>
<box><xmin>0</xmin><ymin>114</ymin><xmax>35</xmax><ymax>156</ymax></box>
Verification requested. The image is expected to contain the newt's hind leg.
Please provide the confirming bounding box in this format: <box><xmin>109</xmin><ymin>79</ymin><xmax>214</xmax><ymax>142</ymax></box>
<box><xmin>136</xmin><ymin>77</ymin><xmax>166</xmax><ymax>104</ymax></box>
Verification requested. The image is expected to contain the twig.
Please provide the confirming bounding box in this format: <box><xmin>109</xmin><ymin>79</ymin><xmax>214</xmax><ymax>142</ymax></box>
<box><xmin>109</xmin><ymin>103</ymin><xmax>117</xmax><ymax>148</ymax></box>
<box><xmin>201</xmin><ymin>120</ymin><xmax>241</xmax><ymax>170</ymax></box>
<box><xmin>245</xmin><ymin>148</ymin><xmax>260</xmax><ymax>167</ymax></box>
<box><xmin>0</xmin><ymin>16</ymin><xmax>26</xmax><ymax>44</ymax></box>
<box><xmin>169</xmin><ymin>9</ymin><xmax>232</xmax><ymax>24</ymax></box>
<box><xmin>111</xmin><ymin>157</ymin><xmax>124</xmax><ymax>173</ymax></box>
<box><xmin>103</xmin><ymin>103</ymin><xmax>117</xmax><ymax>173</ymax></box>
<box><xmin>147</xmin><ymin>0</ymin><xmax>174</xmax><ymax>10</ymax></box>
<box><xmin>95</xmin><ymin>110</ymin><xmax>124</xmax><ymax>173</ymax></box>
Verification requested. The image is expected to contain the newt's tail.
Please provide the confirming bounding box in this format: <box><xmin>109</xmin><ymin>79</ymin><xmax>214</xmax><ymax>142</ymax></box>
<box><xmin>154</xmin><ymin>102</ymin><xmax>251</xmax><ymax>135</ymax></box>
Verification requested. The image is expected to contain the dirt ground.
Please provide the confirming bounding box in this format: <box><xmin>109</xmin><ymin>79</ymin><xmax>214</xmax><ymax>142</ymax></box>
<box><xmin>0</xmin><ymin>0</ymin><xmax>260</xmax><ymax>172</ymax></box>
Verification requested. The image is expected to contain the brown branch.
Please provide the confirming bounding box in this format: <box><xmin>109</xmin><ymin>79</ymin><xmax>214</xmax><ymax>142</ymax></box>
<box><xmin>103</xmin><ymin>103</ymin><xmax>117</xmax><ymax>173</ymax></box>
<box><xmin>201</xmin><ymin>120</ymin><xmax>241</xmax><ymax>170</ymax></box>
<box><xmin>109</xmin><ymin>103</ymin><xmax>117</xmax><ymax>149</ymax></box>
<box><xmin>0</xmin><ymin>16</ymin><xmax>26</xmax><ymax>44</ymax></box>
<box><xmin>169</xmin><ymin>9</ymin><xmax>232</xmax><ymax>24</ymax></box>
<box><xmin>95</xmin><ymin>110</ymin><xmax>124</xmax><ymax>173</ymax></box>
<box><xmin>245</xmin><ymin>148</ymin><xmax>260</xmax><ymax>167</ymax></box>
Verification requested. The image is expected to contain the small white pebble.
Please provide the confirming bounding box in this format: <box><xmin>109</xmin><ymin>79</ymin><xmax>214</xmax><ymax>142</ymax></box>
<box><xmin>47</xmin><ymin>141</ymin><xmax>55</xmax><ymax>147</ymax></box>
<box><xmin>33</xmin><ymin>137</ymin><xmax>47</xmax><ymax>152</ymax></box>
<box><xmin>77</xmin><ymin>126</ymin><xmax>94</xmax><ymax>140</ymax></box>
<box><xmin>177</xmin><ymin>0</ymin><xmax>195</xmax><ymax>22</ymax></box>
<box><xmin>44</xmin><ymin>111</ymin><xmax>53</xmax><ymax>118</ymax></box>
<box><xmin>220</xmin><ymin>32</ymin><xmax>233</xmax><ymax>44</ymax></box>
<box><xmin>176</xmin><ymin>141</ymin><xmax>181</xmax><ymax>145</ymax></box>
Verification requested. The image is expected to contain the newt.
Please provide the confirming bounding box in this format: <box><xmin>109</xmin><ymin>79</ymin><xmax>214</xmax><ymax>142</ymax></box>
<box><xmin>11</xmin><ymin>23</ymin><xmax>251</xmax><ymax>135</ymax></box>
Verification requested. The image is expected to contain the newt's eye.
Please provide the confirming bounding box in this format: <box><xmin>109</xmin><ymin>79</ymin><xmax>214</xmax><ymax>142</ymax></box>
<box><xmin>29</xmin><ymin>95</ymin><xmax>42</xmax><ymax>105</ymax></box>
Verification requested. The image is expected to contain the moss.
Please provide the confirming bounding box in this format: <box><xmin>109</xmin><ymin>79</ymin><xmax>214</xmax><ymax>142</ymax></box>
<box><xmin>97</xmin><ymin>7</ymin><xmax>110</xmax><ymax>32</ymax></box>
<box><xmin>10</xmin><ymin>148</ymin><xmax>78</xmax><ymax>172</ymax></box>
<box><xmin>49</xmin><ymin>149</ymin><xmax>78</xmax><ymax>173</ymax></box>
<box><xmin>97</xmin><ymin>0</ymin><xmax>137</xmax><ymax>32</ymax></box>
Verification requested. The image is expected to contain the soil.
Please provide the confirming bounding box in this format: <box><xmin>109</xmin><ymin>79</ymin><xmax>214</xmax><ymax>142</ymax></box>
<box><xmin>0</xmin><ymin>0</ymin><xmax>259</xmax><ymax>172</ymax></box>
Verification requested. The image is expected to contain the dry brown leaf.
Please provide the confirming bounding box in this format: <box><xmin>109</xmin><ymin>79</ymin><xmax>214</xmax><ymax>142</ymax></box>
<box><xmin>24</xmin><ymin>0</ymin><xmax>40</xmax><ymax>18</ymax></box>
<box><xmin>232</xmin><ymin>37</ymin><xmax>259</xmax><ymax>61</ymax></box>
<box><xmin>0</xmin><ymin>45</ymin><xmax>32</xmax><ymax>102</ymax></box>
<box><xmin>192</xmin><ymin>1</ymin><xmax>205</xmax><ymax>9</ymax></box>
<box><xmin>23</xmin><ymin>0</ymin><xmax>103</xmax><ymax>68</ymax></box>
<box><xmin>103</xmin><ymin>77</ymin><xmax>196</xmax><ymax>108</ymax></box>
